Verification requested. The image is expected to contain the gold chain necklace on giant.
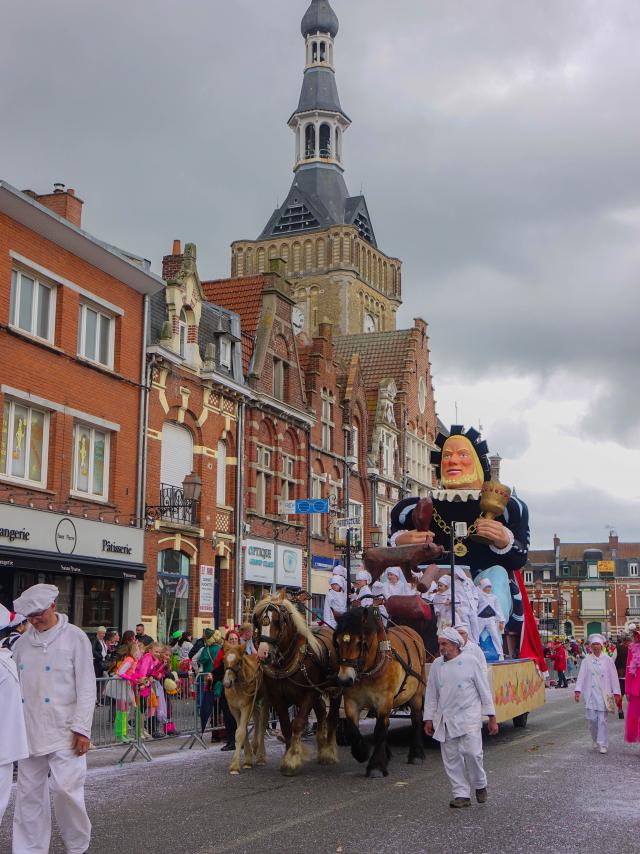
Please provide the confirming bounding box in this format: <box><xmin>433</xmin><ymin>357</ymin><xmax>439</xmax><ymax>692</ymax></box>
<box><xmin>431</xmin><ymin>507</ymin><xmax>479</xmax><ymax>558</ymax></box>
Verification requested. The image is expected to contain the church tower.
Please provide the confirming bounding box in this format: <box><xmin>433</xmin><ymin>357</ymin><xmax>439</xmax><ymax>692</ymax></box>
<box><xmin>230</xmin><ymin>0</ymin><xmax>402</xmax><ymax>341</ymax></box>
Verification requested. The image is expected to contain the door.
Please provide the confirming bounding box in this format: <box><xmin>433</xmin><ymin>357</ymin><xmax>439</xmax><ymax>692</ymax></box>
<box><xmin>586</xmin><ymin>621</ymin><xmax>602</xmax><ymax>637</ymax></box>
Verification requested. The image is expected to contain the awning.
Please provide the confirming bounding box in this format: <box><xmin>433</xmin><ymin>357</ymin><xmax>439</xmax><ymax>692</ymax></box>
<box><xmin>0</xmin><ymin>546</ymin><xmax>147</xmax><ymax>580</ymax></box>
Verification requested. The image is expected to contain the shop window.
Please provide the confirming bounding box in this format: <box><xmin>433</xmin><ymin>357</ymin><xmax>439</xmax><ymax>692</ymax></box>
<box><xmin>156</xmin><ymin>550</ymin><xmax>190</xmax><ymax>643</ymax></box>
<box><xmin>76</xmin><ymin>577</ymin><xmax>121</xmax><ymax>633</ymax></box>
<box><xmin>0</xmin><ymin>399</ymin><xmax>49</xmax><ymax>487</ymax></box>
<box><xmin>10</xmin><ymin>269</ymin><xmax>55</xmax><ymax>342</ymax></box>
<box><xmin>78</xmin><ymin>302</ymin><xmax>114</xmax><ymax>369</ymax></box>
<box><xmin>72</xmin><ymin>423</ymin><xmax>109</xmax><ymax>501</ymax></box>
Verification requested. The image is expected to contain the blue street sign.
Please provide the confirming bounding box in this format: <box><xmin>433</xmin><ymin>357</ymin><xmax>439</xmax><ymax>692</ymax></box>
<box><xmin>294</xmin><ymin>498</ymin><xmax>330</xmax><ymax>514</ymax></box>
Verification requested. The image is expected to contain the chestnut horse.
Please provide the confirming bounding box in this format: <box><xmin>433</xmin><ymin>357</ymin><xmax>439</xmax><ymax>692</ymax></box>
<box><xmin>254</xmin><ymin>591</ymin><xmax>340</xmax><ymax>776</ymax></box>
<box><xmin>335</xmin><ymin>607</ymin><xmax>426</xmax><ymax>778</ymax></box>
<box><xmin>222</xmin><ymin>643</ymin><xmax>268</xmax><ymax>775</ymax></box>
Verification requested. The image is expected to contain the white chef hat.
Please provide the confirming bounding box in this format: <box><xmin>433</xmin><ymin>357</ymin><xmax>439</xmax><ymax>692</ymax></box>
<box><xmin>437</xmin><ymin>575</ymin><xmax>451</xmax><ymax>589</ymax></box>
<box><xmin>329</xmin><ymin>575</ymin><xmax>346</xmax><ymax>592</ymax></box>
<box><xmin>14</xmin><ymin>583</ymin><xmax>59</xmax><ymax>616</ymax></box>
<box><xmin>454</xmin><ymin>622</ymin><xmax>470</xmax><ymax>634</ymax></box>
<box><xmin>478</xmin><ymin>578</ymin><xmax>493</xmax><ymax>591</ymax></box>
<box><xmin>0</xmin><ymin>604</ymin><xmax>13</xmax><ymax>631</ymax></box>
<box><xmin>438</xmin><ymin>627</ymin><xmax>464</xmax><ymax>648</ymax></box>
<box><xmin>386</xmin><ymin>566</ymin><xmax>401</xmax><ymax>579</ymax></box>
<box><xmin>332</xmin><ymin>564</ymin><xmax>348</xmax><ymax>580</ymax></box>
<box><xmin>589</xmin><ymin>633</ymin><xmax>605</xmax><ymax>645</ymax></box>
<box><xmin>356</xmin><ymin>570</ymin><xmax>372</xmax><ymax>585</ymax></box>
<box><xmin>9</xmin><ymin>612</ymin><xmax>27</xmax><ymax>628</ymax></box>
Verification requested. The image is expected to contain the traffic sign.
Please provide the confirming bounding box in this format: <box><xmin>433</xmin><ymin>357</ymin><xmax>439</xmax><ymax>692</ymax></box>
<box><xmin>281</xmin><ymin>498</ymin><xmax>330</xmax><ymax>515</ymax></box>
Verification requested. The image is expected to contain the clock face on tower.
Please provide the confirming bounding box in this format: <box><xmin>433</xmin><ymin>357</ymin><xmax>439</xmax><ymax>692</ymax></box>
<box><xmin>364</xmin><ymin>312</ymin><xmax>376</xmax><ymax>334</ymax></box>
<box><xmin>292</xmin><ymin>306</ymin><xmax>305</xmax><ymax>335</ymax></box>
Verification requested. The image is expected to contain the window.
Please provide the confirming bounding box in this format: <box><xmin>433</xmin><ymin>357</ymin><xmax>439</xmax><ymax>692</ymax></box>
<box><xmin>178</xmin><ymin>310</ymin><xmax>188</xmax><ymax>358</ymax></box>
<box><xmin>78</xmin><ymin>303</ymin><xmax>114</xmax><ymax>368</ymax></box>
<box><xmin>377</xmin><ymin>503</ymin><xmax>390</xmax><ymax>542</ymax></box>
<box><xmin>156</xmin><ymin>550</ymin><xmax>189</xmax><ymax>643</ymax></box>
<box><xmin>349</xmin><ymin>501</ymin><xmax>363</xmax><ymax>550</ymax></box>
<box><xmin>351</xmin><ymin>424</ymin><xmax>359</xmax><ymax>471</ymax></box>
<box><xmin>0</xmin><ymin>400</ymin><xmax>48</xmax><ymax>486</ymax></box>
<box><xmin>219</xmin><ymin>337</ymin><xmax>232</xmax><ymax>369</ymax></box>
<box><xmin>10</xmin><ymin>269</ymin><xmax>55</xmax><ymax>342</ymax></box>
<box><xmin>311</xmin><ymin>474</ymin><xmax>323</xmax><ymax>537</ymax></box>
<box><xmin>72</xmin><ymin>423</ymin><xmax>109</xmax><ymax>500</ymax></box>
<box><xmin>381</xmin><ymin>431</ymin><xmax>396</xmax><ymax>478</ymax></box>
<box><xmin>542</xmin><ymin>569</ymin><xmax>551</xmax><ymax>581</ymax></box>
<box><xmin>629</xmin><ymin>593</ymin><xmax>640</xmax><ymax>609</ymax></box>
<box><xmin>629</xmin><ymin>562</ymin><xmax>639</xmax><ymax>577</ymax></box>
<box><xmin>407</xmin><ymin>432</ymin><xmax>429</xmax><ymax>485</ymax></box>
<box><xmin>587</xmin><ymin>563</ymin><xmax>598</xmax><ymax>579</ymax></box>
<box><xmin>321</xmin><ymin>390</ymin><xmax>334</xmax><ymax>452</ymax></box>
<box><xmin>256</xmin><ymin>445</ymin><xmax>272</xmax><ymax>516</ymax></box>
<box><xmin>217</xmin><ymin>440</ymin><xmax>227</xmax><ymax>506</ymax></box>
<box><xmin>280</xmin><ymin>454</ymin><xmax>296</xmax><ymax>516</ymax></box>
<box><xmin>524</xmin><ymin>570</ymin><xmax>534</xmax><ymax>585</ymax></box>
<box><xmin>273</xmin><ymin>358</ymin><xmax>286</xmax><ymax>401</ymax></box>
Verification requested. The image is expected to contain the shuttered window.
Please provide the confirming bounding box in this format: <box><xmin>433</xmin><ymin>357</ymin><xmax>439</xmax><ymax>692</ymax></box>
<box><xmin>160</xmin><ymin>423</ymin><xmax>193</xmax><ymax>488</ymax></box>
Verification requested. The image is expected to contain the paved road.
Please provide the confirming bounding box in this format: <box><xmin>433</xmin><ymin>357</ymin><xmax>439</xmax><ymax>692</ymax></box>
<box><xmin>1</xmin><ymin>689</ymin><xmax>637</xmax><ymax>854</ymax></box>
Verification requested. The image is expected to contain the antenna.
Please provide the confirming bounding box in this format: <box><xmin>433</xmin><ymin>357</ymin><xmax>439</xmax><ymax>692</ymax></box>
<box><xmin>454</xmin><ymin>401</ymin><xmax>458</xmax><ymax>423</ymax></box>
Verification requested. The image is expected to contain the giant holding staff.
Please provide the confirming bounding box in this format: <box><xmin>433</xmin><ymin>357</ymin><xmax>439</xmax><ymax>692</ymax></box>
<box><xmin>390</xmin><ymin>425</ymin><xmax>536</xmax><ymax>661</ymax></box>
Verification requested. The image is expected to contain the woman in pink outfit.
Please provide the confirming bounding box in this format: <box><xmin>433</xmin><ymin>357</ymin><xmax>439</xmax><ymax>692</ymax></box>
<box><xmin>624</xmin><ymin>625</ymin><xmax>640</xmax><ymax>743</ymax></box>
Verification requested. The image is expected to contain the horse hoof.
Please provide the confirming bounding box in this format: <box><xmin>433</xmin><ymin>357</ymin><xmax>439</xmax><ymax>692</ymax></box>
<box><xmin>229</xmin><ymin>770</ymin><xmax>240</xmax><ymax>776</ymax></box>
<box><xmin>256</xmin><ymin>759</ymin><xmax>267</xmax><ymax>767</ymax></box>
<box><xmin>367</xmin><ymin>768</ymin><xmax>384</xmax><ymax>779</ymax></box>
<box><xmin>280</xmin><ymin>764</ymin><xmax>301</xmax><ymax>777</ymax></box>
<box><xmin>318</xmin><ymin>754</ymin><xmax>339</xmax><ymax>766</ymax></box>
<box><xmin>407</xmin><ymin>756</ymin><xmax>424</xmax><ymax>765</ymax></box>
<box><xmin>243</xmin><ymin>763</ymin><xmax>253</xmax><ymax>769</ymax></box>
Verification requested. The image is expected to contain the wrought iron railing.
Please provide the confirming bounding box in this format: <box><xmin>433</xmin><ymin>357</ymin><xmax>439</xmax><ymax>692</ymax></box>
<box><xmin>146</xmin><ymin>483</ymin><xmax>197</xmax><ymax>526</ymax></box>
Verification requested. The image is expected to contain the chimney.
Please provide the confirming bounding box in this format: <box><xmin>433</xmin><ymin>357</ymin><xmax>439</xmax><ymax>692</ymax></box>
<box><xmin>553</xmin><ymin>533</ymin><xmax>560</xmax><ymax>550</ymax></box>
<box><xmin>162</xmin><ymin>239</ymin><xmax>184</xmax><ymax>281</ymax></box>
<box><xmin>33</xmin><ymin>183</ymin><xmax>84</xmax><ymax>227</ymax></box>
<box><xmin>609</xmin><ymin>530</ymin><xmax>618</xmax><ymax>556</ymax></box>
<box><xmin>269</xmin><ymin>258</ymin><xmax>288</xmax><ymax>279</ymax></box>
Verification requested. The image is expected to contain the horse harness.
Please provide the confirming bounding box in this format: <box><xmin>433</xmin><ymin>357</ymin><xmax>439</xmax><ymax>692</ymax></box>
<box><xmin>338</xmin><ymin>622</ymin><xmax>426</xmax><ymax>698</ymax></box>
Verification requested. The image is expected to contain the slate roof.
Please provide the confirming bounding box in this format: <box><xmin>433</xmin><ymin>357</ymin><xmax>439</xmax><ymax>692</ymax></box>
<box><xmin>301</xmin><ymin>0</ymin><xmax>339</xmax><ymax>39</ymax></box>
<box><xmin>202</xmin><ymin>275</ymin><xmax>266</xmax><ymax>373</ymax></box>
<box><xmin>528</xmin><ymin>543</ymin><xmax>640</xmax><ymax>562</ymax></box>
<box><xmin>148</xmin><ymin>289</ymin><xmax>231</xmax><ymax>356</ymax></box>
<box><xmin>333</xmin><ymin>330</ymin><xmax>415</xmax><ymax>392</ymax></box>
<box><xmin>294</xmin><ymin>67</ymin><xmax>348</xmax><ymax>120</ymax></box>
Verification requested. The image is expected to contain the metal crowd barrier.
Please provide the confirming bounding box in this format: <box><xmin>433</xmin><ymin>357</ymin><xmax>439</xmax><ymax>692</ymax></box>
<box><xmin>91</xmin><ymin>673</ymin><xmax>229</xmax><ymax>764</ymax></box>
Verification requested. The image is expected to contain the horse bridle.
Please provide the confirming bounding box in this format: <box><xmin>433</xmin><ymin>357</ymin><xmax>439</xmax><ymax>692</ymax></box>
<box><xmin>254</xmin><ymin>604</ymin><xmax>297</xmax><ymax>663</ymax></box>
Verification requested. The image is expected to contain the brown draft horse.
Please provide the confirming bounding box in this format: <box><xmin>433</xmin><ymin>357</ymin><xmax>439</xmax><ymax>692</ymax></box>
<box><xmin>254</xmin><ymin>591</ymin><xmax>340</xmax><ymax>776</ymax></box>
<box><xmin>222</xmin><ymin>643</ymin><xmax>268</xmax><ymax>775</ymax></box>
<box><xmin>335</xmin><ymin>606</ymin><xmax>426</xmax><ymax>778</ymax></box>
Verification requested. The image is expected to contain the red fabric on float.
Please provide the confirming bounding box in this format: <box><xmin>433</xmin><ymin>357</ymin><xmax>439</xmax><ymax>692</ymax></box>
<box><xmin>515</xmin><ymin>570</ymin><xmax>548</xmax><ymax>674</ymax></box>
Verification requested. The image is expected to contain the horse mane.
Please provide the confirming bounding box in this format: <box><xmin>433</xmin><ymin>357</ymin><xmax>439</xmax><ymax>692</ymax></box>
<box><xmin>254</xmin><ymin>595</ymin><xmax>323</xmax><ymax>658</ymax></box>
<box><xmin>335</xmin><ymin>607</ymin><xmax>378</xmax><ymax>636</ymax></box>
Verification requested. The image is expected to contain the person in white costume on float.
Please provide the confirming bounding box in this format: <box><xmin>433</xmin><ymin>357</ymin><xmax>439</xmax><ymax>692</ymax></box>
<box><xmin>322</xmin><ymin>575</ymin><xmax>347</xmax><ymax>629</ymax></box>
<box><xmin>424</xmin><ymin>627</ymin><xmax>498</xmax><ymax>809</ymax></box>
<box><xmin>574</xmin><ymin>633</ymin><xmax>621</xmax><ymax>754</ymax></box>
<box><xmin>0</xmin><ymin>604</ymin><xmax>29</xmax><ymax>828</ymax></box>
<box><xmin>11</xmin><ymin>583</ymin><xmax>95</xmax><ymax>854</ymax></box>
<box><xmin>352</xmin><ymin>569</ymin><xmax>373</xmax><ymax>604</ymax></box>
<box><xmin>453</xmin><ymin>566</ymin><xmax>480</xmax><ymax>643</ymax></box>
<box><xmin>382</xmin><ymin>566</ymin><xmax>413</xmax><ymax>599</ymax></box>
<box><xmin>476</xmin><ymin>577</ymin><xmax>505</xmax><ymax>660</ymax></box>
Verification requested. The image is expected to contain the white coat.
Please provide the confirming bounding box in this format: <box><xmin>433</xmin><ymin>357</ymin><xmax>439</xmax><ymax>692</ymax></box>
<box><xmin>575</xmin><ymin>653</ymin><xmax>621</xmax><ymax>710</ymax></box>
<box><xmin>0</xmin><ymin>648</ymin><xmax>29</xmax><ymax>765</ymax></box>
<box><xmin>461</xmin><ymin>639</ymin><xmax>489</xmax><ymax>676</ymax></box>
<box><xmin>424</xmin><ymin>652</ymin><xmax>495</xmax><ymax>742</ymax></box>
<box><xmin>323</xmin><ymin>588</ymin><xmax>347</xmax><ymax>629</ymax></box>
<box><xmin>13</xmin><ymin>614</ymin><xmax>96</xmax><ymax>756</ymax></box>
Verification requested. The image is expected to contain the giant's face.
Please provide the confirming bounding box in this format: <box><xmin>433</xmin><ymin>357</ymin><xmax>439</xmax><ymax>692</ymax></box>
<box><xmin>441</xmin><ymin>436</ymin><xmax>483</xmax><ymax>489</ymax></box>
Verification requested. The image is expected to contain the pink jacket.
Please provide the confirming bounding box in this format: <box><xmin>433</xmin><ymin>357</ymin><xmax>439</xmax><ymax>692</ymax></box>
<box><xmin>625</xmin><ymin>642</ymin><xmax>640</xmax><ymax>698</ymax></box>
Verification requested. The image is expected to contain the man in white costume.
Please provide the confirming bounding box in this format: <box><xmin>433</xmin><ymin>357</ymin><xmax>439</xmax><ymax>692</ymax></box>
<box><xmin>12</xmin><ymin>583</ymin><xmax>95</xmax><ymax>854</ymax></box>
<box><xmin>322</xmin><ymin>575</ymin><xmax>347</xmax><ymax>629</ymax></box>
<box><xmin>424</xmin><ymin>627</ymin><xmax>498</xmax><ymax>808</ymax></box>
<box><xmin>574</xmin><ymin>633</ymin><xmax>621</xmax><ymax>754</ymax></box>
<box><xmin>455</xmin><ymin>622</ymin><xmax>489</xmax><ymax>675</ymax></box>
<box><xmin>352</xmin><ymin>569</ymin><xmax>373</xmax><ymax>604</ymax></box>
<box><xmin>370</xmin><ymin>581</ymin><xmax>389</xmax><ymax>627</ymax></box>
<box><xmin>0</xmin><ymin>604</ymin><xmax>29</xmax><ymax>828</ymax></box>
<box><xmin>476</xmin><ymin>577</ymin><xmax>505</xmax><ymax>660</ymax></box>
<box><xmin>453</xmin><ymin>567</ymin><xmax>480</xmax><ymax>643</ymax></box>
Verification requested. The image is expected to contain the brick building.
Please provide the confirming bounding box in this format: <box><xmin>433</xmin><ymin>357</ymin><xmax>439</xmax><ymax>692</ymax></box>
<box><xmin>0</xmin><ymin>180</ymin><xmax>163</xmax><ymax>631</ymax></box>
<box><xmin>524</xmin><ymin>531</ymin><xmax>640</xmax><ymax>640</ymax></box>
<box><xmin>140</xmin><ymin>242</ymin><xmax>247</xmax><ymax>641</ymax></box>
<box><xmin>201</xmin><ymin>263</ymin><xmax>315</xmax><ymax>623</ymax></box>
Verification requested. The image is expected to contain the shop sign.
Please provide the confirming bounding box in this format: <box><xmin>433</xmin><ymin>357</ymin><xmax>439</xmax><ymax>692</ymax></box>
<box><xmin>199</xmin><ymin>565</ymin><xmax>215</xmax><ymax>613</ymax></box>
<box><xmin>0</xmin><ymin>504</ymin><xmax>143</xmax><ymax>564</ymax></box>
<box><xmin>244</xmin><ymin>538</ymin><xmax>275</xmax><ymax>584</ymax></box>
<box><xmin>276</xmin><ymin>545</ymin><xmax>303</xmax><ymax>588</ymax></box>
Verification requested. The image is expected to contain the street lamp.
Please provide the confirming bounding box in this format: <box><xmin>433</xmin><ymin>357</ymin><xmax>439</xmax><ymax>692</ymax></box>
<box><xmin>370</xmin><ymin>525</ymin><xmax>383</xmax><ymax>548</ymax></box>
<box><xmin>182</xmin><ymin>471</ymin><xmax>202</xmax><ymax>502</ymax></box>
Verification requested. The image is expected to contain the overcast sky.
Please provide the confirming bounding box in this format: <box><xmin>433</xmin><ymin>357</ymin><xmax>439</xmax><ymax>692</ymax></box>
<box><xmin>2</xmin><ymin>0</ymin><xmax>639</xmax><ymax>548</ymax></box>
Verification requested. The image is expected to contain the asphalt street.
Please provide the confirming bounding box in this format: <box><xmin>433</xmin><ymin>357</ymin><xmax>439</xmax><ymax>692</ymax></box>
<box><xmin>1</xmin><ymin>689</ymin><xmax>638</xmax><ymax>854</ymax></box>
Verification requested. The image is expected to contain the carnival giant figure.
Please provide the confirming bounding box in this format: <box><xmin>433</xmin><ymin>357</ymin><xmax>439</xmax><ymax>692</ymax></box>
<box><xmin>390</xmin><ymin>426</ymin><xmax>530</xmax><ymax>657</ymax></box>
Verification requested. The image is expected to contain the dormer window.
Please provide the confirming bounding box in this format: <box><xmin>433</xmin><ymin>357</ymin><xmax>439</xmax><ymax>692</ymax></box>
<box><xmin>219</xmin><ymin>336</ymin><xmax>231</xmax><ymax>369</ymax></box>
<box><xmin>178</xmin><ymin>310</ymin><xmax>188</xmax><ymax>358</ymax></box>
